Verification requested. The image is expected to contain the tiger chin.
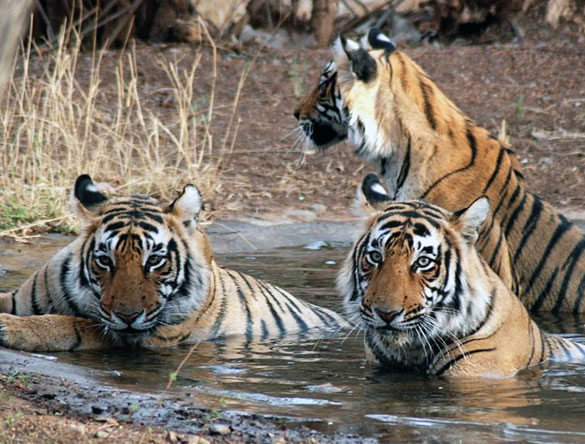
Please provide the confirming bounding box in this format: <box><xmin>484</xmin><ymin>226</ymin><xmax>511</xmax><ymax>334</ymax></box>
<box><xmin>0</xmin><ymin>175</ymin><xmax>347</xmax><ymax>352</ymax></box>
<box><xmin>338</xmin><ymin>174</ymin><xmax>585</xmax><ymax>378</ymax></box>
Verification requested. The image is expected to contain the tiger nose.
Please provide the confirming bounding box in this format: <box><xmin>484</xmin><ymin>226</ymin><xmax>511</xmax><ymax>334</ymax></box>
<box><xmin>115</xmin><ymin>310</ymin><xmax>141</xmax><ymax>324</ymax></box>
<box><xmin>374</xmin><ymin>308</ymin><xmax>401</xmax><ymax>324</ymax></box>
<box><xmin>293</xmin><ymin>110</ymin><xmax>300</xmax><ymax>120</ymax></box>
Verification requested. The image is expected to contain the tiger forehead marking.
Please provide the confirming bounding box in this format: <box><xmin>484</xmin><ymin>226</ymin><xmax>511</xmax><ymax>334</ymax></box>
<box><xmin>361</xmin><ymin>203</ymin><xmax>450</xmax><ymax>314</ymax></box>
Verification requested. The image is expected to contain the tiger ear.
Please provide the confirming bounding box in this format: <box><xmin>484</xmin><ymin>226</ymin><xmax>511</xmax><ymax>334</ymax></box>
<box><xmin>367</xmin><ymin>28</ymin><xmax>397</xmax><ymax>53</ymax></box>
<box><xmin>355</xmin><ymin>173</ymin><xmax>392</xmax><ymax>215</ymax></box>
<box><xmin>73</xmin><ymin>174</ymin><xmax>108</xmax><ymax>220</ymax></box>
<box><xmin>335</xmin><ymin>35</ymin><xmax>377</xmax><ymax>82</ymax></box>
<box><xmin>451</xmin><ymin>197</ymin><xmax>490</xmax><ymax>244</ymax></box>
<box><xmin>169</xmin><ymin>184</ymin><xmax>203</xmax><ymax>230</ymax></box>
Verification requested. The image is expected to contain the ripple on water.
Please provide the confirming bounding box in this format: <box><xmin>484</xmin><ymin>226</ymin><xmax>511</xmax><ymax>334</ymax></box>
<box><xmin>6</xmin><ymin>243</ymin><xmax>585</xmax><ymax>442</ymax></box>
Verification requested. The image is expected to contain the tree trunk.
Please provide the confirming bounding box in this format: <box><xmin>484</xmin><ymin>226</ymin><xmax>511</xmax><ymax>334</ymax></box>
<box><xmin>312</xmin><ymin>0</ymin><xmax>338</xmax><ymax>47</ymax></box>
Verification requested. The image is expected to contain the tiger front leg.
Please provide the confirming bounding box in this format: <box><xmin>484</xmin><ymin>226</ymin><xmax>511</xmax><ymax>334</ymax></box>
<box><xmin>0</xmin><ymin>314</ymin><xmax>114</xmax><ymax>352</ymax></box>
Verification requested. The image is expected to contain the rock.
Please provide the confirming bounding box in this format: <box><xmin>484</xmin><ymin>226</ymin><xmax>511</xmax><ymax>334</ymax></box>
<box><xmin>209</xmin><ymin>423</ymin><xmax>231</xmax><ymax>435</ymax></box>
<box><xmin>94</xmin><ymin>430</ymin><xmax>110</xmax><ymax>439</ymax></box>
<box><xmin>68</xmin><ymin>424</ymin><xmax>86</xmax><ymax>436</ymax></box>
<box><xmin>187</xmin><ymin>436</ymin><xmax>210</xmax><ymax>444</ymax></box>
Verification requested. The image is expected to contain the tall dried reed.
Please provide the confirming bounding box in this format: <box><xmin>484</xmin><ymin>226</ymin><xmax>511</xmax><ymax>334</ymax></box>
<box><xmin>0</xmin><ymin>24</ymin><xmax>232</xmax><ymax>237</ymax></box>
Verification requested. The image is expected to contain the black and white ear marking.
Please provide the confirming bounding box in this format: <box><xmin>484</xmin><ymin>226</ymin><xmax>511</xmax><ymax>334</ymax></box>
<box><xmin>452</xmin><ymin>196</ymin><xmax>491</xmax><ymax>243</ymax></box>
<box><xmin>74</xmin><ymin>174</ymin><xmax>108</xmax><ymax>210</ymax></box>
<box><xmin>336</xmin><ymin>35</ymin><xmax>377</xmax><ymax>82</ymax></box>
<box><xmin>170</xmin><ymin>184</ymin><xmax>203</xmax><ymax>228</ymax></box>
<box><xmin>367</xmin><ymin>28</ymin><xmax>396</xmax><ymax>53</ymax></box>
<box><xmin>362</xmin><ymin>173</ymin><xmax>391</xmax><ymax>205</ymax></box>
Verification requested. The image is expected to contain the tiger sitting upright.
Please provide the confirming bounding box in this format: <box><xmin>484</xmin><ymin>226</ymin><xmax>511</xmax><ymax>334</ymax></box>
<box><xmin>339</xmin><ymin>174</ymin><xmax>585</xmax><ymax>377</ymax></box>
<box><xmin>0</xmin><ymin>175</ymin><xmax>346</xmax><ymax>352</ymax></box>
<box><xmin>294</xmin><ymin>28</ymin><xmax>585</xmax><ymax>313</ymax></box>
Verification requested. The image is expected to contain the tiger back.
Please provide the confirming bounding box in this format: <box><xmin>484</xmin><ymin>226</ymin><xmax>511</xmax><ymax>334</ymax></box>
<box><xmin>0</xmin><ymin>175</ymin><xmax>346</xmax><ymax>352</ymax></box>
<box><xmin>294</xmin><ymin>28</ymin><xmax>585</xmax><ymax>313</ymax></box>
<box><xmin>338</xmin><ymin>174</ymin><xmax>585</xmax><ymax>377</ymax></box>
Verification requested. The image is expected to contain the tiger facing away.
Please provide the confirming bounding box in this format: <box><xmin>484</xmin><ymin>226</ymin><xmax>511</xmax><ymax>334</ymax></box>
<box><xmin>338</xmin><ymin>174</ymin><xmax>585</xmax><ymax>377</ymax></box>
<box><xmin>295</xmin><ymin>28</ymin><xmax>585</xmax><ymax>313</ymax></box>
<box><xmin>0</xmin><ymin>175</ymin><xmax>346</xmax><ymax>352</ymax></box>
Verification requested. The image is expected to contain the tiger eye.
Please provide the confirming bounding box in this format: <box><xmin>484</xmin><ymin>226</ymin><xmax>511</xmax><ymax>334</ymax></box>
<box><xmin>368</xmin><ymin>251</ymin><xmax>383</xmax><ymax>263</ymax></box>
<box><xmin>416</xmin><ymin>256</ymin><xmax>431</xmax><ymax>268</ymax></box>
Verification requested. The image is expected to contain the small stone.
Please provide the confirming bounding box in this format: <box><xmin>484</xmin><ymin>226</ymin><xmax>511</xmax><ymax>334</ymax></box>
<box><xmin>94</xmin><ymin>430</ymin><xmax>109</xmax><ymax>439</ymax></box>
<box><xmin>68</xmin><ymin>424</ymin><xmax>86</xmax><ymax>436</ymax></box>
<box><xmin>309</xmin><ymin>203</ymin><xmax>326</xmax><ymax>213</ymax></box>
<box><xmin>187</xmin><ymin>436</ymin><xmax>210</xmax><ymax>444</ymax></box>
<box><xmin>165</xmin><ymin>430</ymin><xmax>179</xmax><ymax>443</ymax></box>
<box><xmin>209</xmin><ymin>423</ymin><xmax>230</xmax><ymax>435</ymax></box>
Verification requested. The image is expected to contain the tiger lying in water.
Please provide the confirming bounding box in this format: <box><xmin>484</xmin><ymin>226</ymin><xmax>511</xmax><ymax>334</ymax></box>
<box><xmin>0</xmin><ymin>175</ymin><xmax>346</xmax><ymax>352</ymax></box>
<box><xmin>338</xmin><ymin>174</ymin><xmax>585</xmax><ymax>377</ymax></box>
<box><xmin>294</xmin><ymin>28</ymin><xmax>585</xmax><ymax>314</ymax></box>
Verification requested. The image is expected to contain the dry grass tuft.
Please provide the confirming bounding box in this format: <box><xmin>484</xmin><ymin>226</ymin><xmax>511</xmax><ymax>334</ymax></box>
<box><xmin>0</xmin><ymin>22</ymin><xmax>239</xmax><ymax>237</ymax></box>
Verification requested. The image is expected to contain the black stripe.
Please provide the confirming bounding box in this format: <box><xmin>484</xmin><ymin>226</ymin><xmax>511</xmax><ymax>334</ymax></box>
<box><xmin>487</xmin><ymin>230</ymin><xmax>504</xmax><ymax>268</ymax></box>
<box><xmin>555</xmin><ymin>336</ymin><xmax>573</xmax><ymax>361</ymax></box>
<box><xmin>259</xmin><ymin>285</ymin><xmax>286</xmax><ymax>337</ymax></box>
<box><xmin>419</xmin><ymin>80</ymin><xmax>437</xmax><ymax>130</ymax></box>
<box><xmin>524</xmin><ymin>218</ymin><xmax>572</xmax><ymax>303</ymax></box>
<box><xmin>552</xmin><ymin>237</ymin><xmax>585</xmax><ymax>313</ymax></box>
<box><xmin>104</xmin><ymin>221</ymin><xmax>126</xmax><ymax>232</ymax></box>
<box><xmin>504</xmin><ymin>193</ymin><xmax>528</xmax><ymax>237</ymax></box>
<box><xmin>434</xmin><ymin>347</ymin><xmax>496</xmax><ymax>376</ymax></box>
<box><xmin>60</xmin><ymin>256</ymin><xmax>83</xmax><ymax>316</ymax></box>
<box><xmin>69</xmin><ymin>323</ymin><xmax>83</xmax><ymax>351</ymax></box>
<box><xmin>395</xmin><ymin>137</ymin><xmax>411</xmax><ymax>196</ymax></box>
<box><xmin>538</xmin><ymin>327</ymin><xmax>547</xmax><ymax>363</ymax></box>
<box><xmin>209</xmin><ymin>273</ymin><xmax>229</xmax><ymax>338</ymax></box>
<box><xmin>31</xmin><ymin>273</ymin><xmax>42</xmax><ymax>315</ymax></box>
<box><xmin>573</xmin><ymin>273</ymin><xmax>585</xmax><ymax>313</ymax></box>
<box><xmin>10</xmin><ymin>290</ymin><xmax>17</xmax><ymax>315</ymax></box>
<box><xmin>531</xmin><ymin>268</ymin><xmax>559</xmax><ymax>312</ymax></box>
<box><xmin>138</xmin><ymin>221</ymin><xmax>159</xmax><ymax>233</ymax></box>
<box><xmin>228</xmin><ymin>271</ymin><xmax>254</xmax><ymax>342</ymax></box>
<box><xmin>261</xmin><ymin>320</ymin><xmax>269</xmax><ymax>340</ymax></box>
<box><xmin>513</xmin><ymin>196</ymin><xmax>544</xmax><ymax>262</ymax></box>
<box><xmin>482</xmin><ymin>146</ymin><xmax>505</xmax><ymax>193</ymax></box>
<box><xmin>526</xmin><ymin>317</ymin><xmax>536</xmax><ymax>367</ymax></box>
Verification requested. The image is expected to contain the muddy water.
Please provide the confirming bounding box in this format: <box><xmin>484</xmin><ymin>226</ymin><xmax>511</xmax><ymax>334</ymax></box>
<box><xmin>3</xmin><ymin>239</ymin><xmax>585</xmax><ymax>443</ymax></box>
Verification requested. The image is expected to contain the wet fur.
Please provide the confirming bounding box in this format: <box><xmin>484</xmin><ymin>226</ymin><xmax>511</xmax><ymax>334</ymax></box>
<box><xmin>338</xmin><ymin>193</ymin><xmax>585</xmax><ymax>377</ymax></box>
<box><xmin>0</xmin><ymin>178</ymin><xmax>346</xmax><ymax>352</ymax></box>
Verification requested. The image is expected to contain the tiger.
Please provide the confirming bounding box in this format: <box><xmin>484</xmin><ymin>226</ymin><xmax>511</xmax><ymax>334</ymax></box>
<box><xmin>294</xmin><ymin>28</ymin><xmax>585</xmax><ymax>314</ymax></box>
<box><xmin>0</xmin><ymin>175</ymin><xmax>347</xmax><ymax>352</ymax></box>
<box><xmin>338</xmin><ymin>173</ymin><xmax>585</xmax><ymax>377</ymax></box>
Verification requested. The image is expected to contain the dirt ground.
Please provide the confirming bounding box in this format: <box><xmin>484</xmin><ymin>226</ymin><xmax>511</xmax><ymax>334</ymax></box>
<box><xmin>1</xmin><ymin>5</ymin><xmax>585</xmax><ymax>443</ymax></box>
<box><xmin>15</xmin><ymin>6</ymin><xmax>584</xmax><ymax>225</ymax></box>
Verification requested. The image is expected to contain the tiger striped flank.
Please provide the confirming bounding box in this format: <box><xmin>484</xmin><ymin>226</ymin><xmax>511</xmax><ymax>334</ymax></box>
<box><xmin>0</xmin><ymin>175</ymin><xmax>347</xmax><ymax>352</ymax></box>
<box><xmin>295</xmin><ymin>28</ymin><xmax>585</xmax><ymax>313</ymax></box>
<box><xmin>339</xmin><ymin>176</ymin><xmax>585</xmax><ymax>377</ymax></box>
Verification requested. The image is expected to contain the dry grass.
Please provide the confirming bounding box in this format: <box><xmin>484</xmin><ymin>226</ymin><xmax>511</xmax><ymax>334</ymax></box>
<box><xmin>0</xmin><ymin>21</ymin><xmax>240</xmax><ymax>237</ymax></box>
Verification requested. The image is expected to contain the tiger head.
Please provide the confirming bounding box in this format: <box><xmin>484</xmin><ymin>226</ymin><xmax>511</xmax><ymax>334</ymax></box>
<box><xmin>339</xmin><ymin>174</ymin><xmax>491</xmax><ymax>351</ymax></box>
<box><xmin>296</xmin><ymin>29</ymin><xmax>463</xmax><ymax>166</ymax></box>
<box><xmin>293</xmin><ymin>59</ymin><xmax>348</xmax><ymax>149</ymax></box>
<box><xmin>73</xmin><ymin>175</ymin><xmax>211</xmax><ymax>342</ymax></box>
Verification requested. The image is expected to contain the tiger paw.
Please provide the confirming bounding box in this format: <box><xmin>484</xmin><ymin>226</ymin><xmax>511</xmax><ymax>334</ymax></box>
<box><xmin>0</xmin><ymin>313</ymin><xmax>108</xmax><ymax>352</ymax></box>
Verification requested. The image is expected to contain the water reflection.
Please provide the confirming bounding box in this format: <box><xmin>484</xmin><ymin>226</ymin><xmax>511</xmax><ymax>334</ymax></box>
<box><xmin>4</xmin><ymin>241</ymin><xmax>585</xmax><ymax>442</ymax></box>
